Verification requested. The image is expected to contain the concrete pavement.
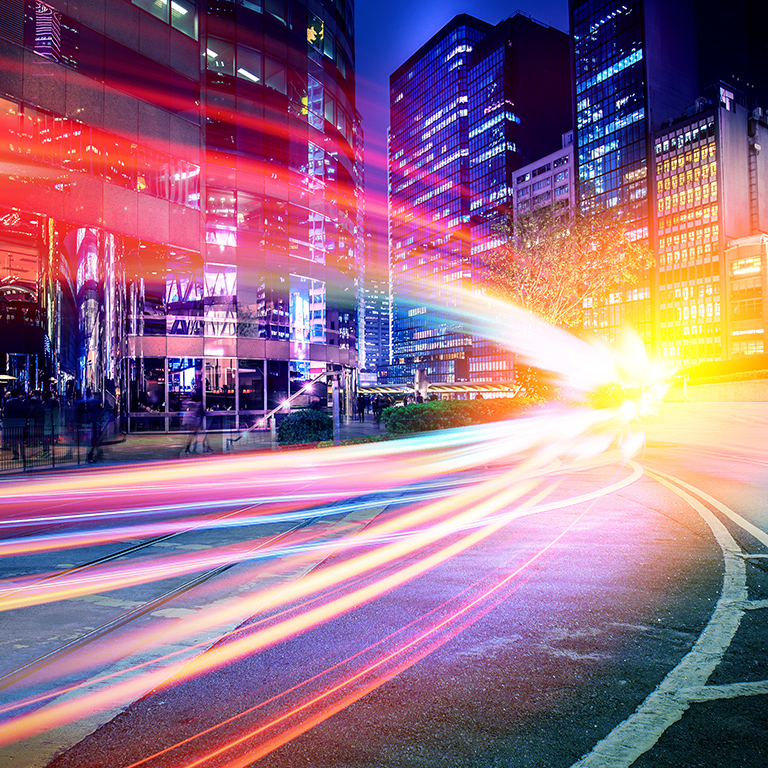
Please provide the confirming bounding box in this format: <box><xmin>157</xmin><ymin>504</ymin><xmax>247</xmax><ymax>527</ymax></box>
<box><xmin>93</xmin><ymin>413</ymin><xmax>388</xmax><ymax>466</ymax></box>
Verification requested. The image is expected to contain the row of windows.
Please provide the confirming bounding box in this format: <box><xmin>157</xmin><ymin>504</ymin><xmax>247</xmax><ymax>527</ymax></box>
<box><xmin>206</xmin><ymin>52</ymin><xmax>355</xmax><ymax>149</ymax></box>
<box><xmin>208</xmin><ymin>0</ymin><xmax>354</xmax><ymax>77</ymax></box>
<box><xmin>658</xmin><ymin>204</ymin><xmax>719</xmax><ymax>232</ymax></box>
<box><xmin>656</xmin><ymin>142</ymin><xmax>716</xmax><ymax>176</ymax></box>
<box><xmin>659</xmin><ymin>246</ymin><xmax>718</xmax><ymax>268</ymax></box>
<box><xmin>25</xmin><ymin>1</ymin><xmax>199</xmax><ymax>117</ymax></box>
<box><xmin>203</xmin><ymin>189</ymin><xmax>355</xmax><ymax>269</ymax></box>
<box><xmin>0</xmin><ymin>96</ymin><xmax>200</xmax><ymax>207</ymax></box>
<box><xmin>130</xmin><ymin>0</ymin><xmax>198</xmax><ymax>38</ymax></box>
<box><xmin>660</xmin><ymin>281</ymin><xmax>718</xmax><ymax>300</ymax></box>
<box><xmin>127</xmin><ymin>356</ymin><xmax>347</xmax><ymax>417</ymax></box>
<box><xmin>659</xmin><ymin>223</ymin><xmax>720</xmax><ymax>251</ymax></box>
<box><xmin>657</xmin><ymin>164</ymin><xmax>716</xmax><ymax>195</ymax></box>
<box><xmin>657</xmin><ymin>185</ymin><xmax>717</xmax><ymax>214</ymax></box>
<box><xmin>128</xmin><ymin>257</ymin><xmax>355</xmax><ymax>344</ymax></box>
<box><xmin>655</xmin><ymin>120</ymin><xmax>716</xmax><ymax>156</ymax></box>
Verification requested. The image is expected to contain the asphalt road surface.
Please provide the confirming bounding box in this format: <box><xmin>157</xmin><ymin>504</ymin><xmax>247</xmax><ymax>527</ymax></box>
<box><xmin>0</xmin><ymin>403</ymin><xmax>765</xmax><ymax>768</ymax></box>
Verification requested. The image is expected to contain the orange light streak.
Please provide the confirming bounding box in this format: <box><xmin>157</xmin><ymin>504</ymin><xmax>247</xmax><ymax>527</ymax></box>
<box><xmin>0</xmin><ymin>459</ymin><xmax>643</xmax><ymax>749</ymax></box>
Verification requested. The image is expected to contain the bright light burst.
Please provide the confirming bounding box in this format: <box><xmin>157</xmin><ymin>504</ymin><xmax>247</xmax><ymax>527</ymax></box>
<box><xmin>0</xmin><ymin>268</ymin><xmax>665</xmax><ymax>764</ymax></box>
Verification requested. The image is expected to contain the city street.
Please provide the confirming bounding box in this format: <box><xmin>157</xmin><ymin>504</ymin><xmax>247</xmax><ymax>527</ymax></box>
<box><xmin>0</xmin><ymin>404</ymin><xmax>765</xmax><ymax>768</ymax></box>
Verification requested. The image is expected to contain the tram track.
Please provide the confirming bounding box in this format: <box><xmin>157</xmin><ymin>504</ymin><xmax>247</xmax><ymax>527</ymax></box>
<box><xmin>0</xmin><ymin>457</ymin><xmax>620</xmax><ymax>708</ymax></box>
<box><xmin>0</xmin><ymin>480</ymin><xmax>476</xmax><ymax>695</ymax></box>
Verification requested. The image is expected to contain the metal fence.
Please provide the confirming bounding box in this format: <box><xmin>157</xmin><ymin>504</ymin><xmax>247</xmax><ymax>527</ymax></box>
<box><xmin>0</xmin><ymin>426</ymin><xmax>93</xmax><ymax>473</ymax></box>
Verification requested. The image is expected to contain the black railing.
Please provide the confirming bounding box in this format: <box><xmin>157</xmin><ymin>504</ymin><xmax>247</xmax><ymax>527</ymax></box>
<box><xmin>0</xmin><ymin>425</ymin><xmax>91</xmax><ymax>473</ymax></box>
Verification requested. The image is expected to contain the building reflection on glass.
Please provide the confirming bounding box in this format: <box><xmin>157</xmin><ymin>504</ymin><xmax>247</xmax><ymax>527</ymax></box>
<box><xmin>0</xmin><ymin>0</ymin><xmax>361</xmax><ymax>434</ymax></box>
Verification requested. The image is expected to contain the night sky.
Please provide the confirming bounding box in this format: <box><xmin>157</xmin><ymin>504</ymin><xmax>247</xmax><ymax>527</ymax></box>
<box><xmin>354</xmin><ymin>0</ymin><xmax>569</xmax><ymax>245</ymax></box>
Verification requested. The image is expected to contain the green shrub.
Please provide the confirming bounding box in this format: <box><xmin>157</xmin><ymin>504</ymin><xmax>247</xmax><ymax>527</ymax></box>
<box><xmin>277</xmin><ymin>409</ymin><xmax>333</xmax><ymax>445</ymax></box>
<box><xmin>380</xmin><ymin>398</ymin><xmax>534</xmax><ymax>435</ymax></box>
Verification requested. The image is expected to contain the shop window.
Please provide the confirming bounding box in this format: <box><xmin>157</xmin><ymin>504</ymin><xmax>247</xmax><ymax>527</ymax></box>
<box><xmin>205</xmin><ymin>357</ymin><xmax>237</xmax><ymax>413</ymax></box>
<box><xmin>289</xmin><ymin>360</ymin><xmax>325</xmax><ymax>406</ymax></box>
<box><xmin>129</xmin><ymin>357</ymin><xmax>166</xmax><ymax>412</ymax></box>
<box><xmin>168</xmin><ymin>358</ymin><xmax>202</xmax><ymax>411</ymax></box>
<box><xmin>266</xmin><ymin>359</ymin><xmax>288</xmax><ymax>410</ymax></box>
<box><xmin>239</xmin><ymin>359</ymin><xmax>264</xmax><ymax>410</ymax></box>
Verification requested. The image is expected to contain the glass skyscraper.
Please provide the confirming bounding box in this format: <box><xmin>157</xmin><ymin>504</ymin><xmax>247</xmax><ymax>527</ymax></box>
<box><xmin>388</xmin><ymin>14</ymin><xmax>571</xmax><ymax>386</ymax></box>
<box><xmin>0</xmin><ymin>0</ymin><xmax>362</xmax><ymax>430</ymax></box>
<box><xmin>388</xmin><ymin>15</ymin><xmax>490</xmax><ymax>385</ymax></box>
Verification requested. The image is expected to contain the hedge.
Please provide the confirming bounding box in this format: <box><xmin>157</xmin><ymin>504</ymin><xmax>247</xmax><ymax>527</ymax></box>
<box><xmin>380</xmin><ymin>398</ymin><xmax>535</xmax><ymax>435</ymax></box>
<box><xmin>277</xmin><ymin>408</ymin><xmax>333</xmax><ymax>445</ymax></box>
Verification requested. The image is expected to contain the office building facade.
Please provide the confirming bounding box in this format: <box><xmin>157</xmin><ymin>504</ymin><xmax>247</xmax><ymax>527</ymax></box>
<box><xmin>571</xmin><ymin>0</ymin><xmax>768</xmax><ymax>364</ymax></box>
<box><xmin>360</xmin><ymin>217</ymin><xmax>390</xmax><ymax>371</ymax></box>
<box><xmin>0</xmin><ymin>0</ymin><xmax>361</xmax><ymax>429</ymax></box>
<box><xmin>388</xmin><ymin>13</ymin><xmax>571</xmax><ymax>385</ymax></box>
<box><xmin>388</xmin><ymin>15</ymin><xmax>490</xmax><ymax>386</ymax></box>
<box><xmin>654</xmin><ymin>93</ymin><xmax>768</xmax><ymax>364</ymax></box>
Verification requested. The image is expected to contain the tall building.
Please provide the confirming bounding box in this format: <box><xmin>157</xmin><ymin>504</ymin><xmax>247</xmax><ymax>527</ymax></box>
<box><xmin>654</xmin><ymin>90</ymin><xmax>768</xmax><ymax>364</ymax></box>
<box><xmin>388</xmin><ymin>15</ymin><xmax>490</xmax><ymax>386</ymax></box>
<box><xmin>510</xmin><ymin>133</ymin><xmax>575</xmax><ymax>218</ymax></box>
<box><xmin>360</xmin><ymin>220</ymin><xmax>390</xmax><ymax>372</ymax></box>
<box><xmin>571</xmin><ymin>0</ymin><xmax>701</xmax><ymax>345</ymax></box>
<box><xmin>570</xmin><ymin>0</ymin><xmax>768</xmax><ymax>363</ymax></box>
<box><xmin>0</xmin><ymin>0</ymin><xmax>362</xmax><ymax>430</ymax></box>
<box><xmin>388</xmin><ymin>13</ymin><xmax>571</xmax><ymax>385</ymax></box>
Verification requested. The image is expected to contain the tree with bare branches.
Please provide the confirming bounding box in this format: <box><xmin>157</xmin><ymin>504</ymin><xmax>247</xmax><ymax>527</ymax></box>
<box><xmin>482</xmin><ymin>206</ymin><xmax>654</xmax><ymax>329</ymax></box>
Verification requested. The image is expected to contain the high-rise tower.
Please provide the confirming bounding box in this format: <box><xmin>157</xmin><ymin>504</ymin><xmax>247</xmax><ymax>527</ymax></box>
<box><xmin>388</xmin><ymin>13</ymin><xmax>571</xmax><ymax>386</ymax></box>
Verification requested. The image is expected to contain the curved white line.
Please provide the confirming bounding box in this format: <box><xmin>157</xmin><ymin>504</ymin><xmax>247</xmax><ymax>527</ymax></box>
<box><xmin>570</xmin><ymin>468</ymin><xmax>748</xmax><ymax>768</ymax></box>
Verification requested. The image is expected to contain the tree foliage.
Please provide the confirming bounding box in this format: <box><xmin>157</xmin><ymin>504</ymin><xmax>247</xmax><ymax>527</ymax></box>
<box><xmin>483</xmin><ymin>206</ymin><xmax>654</xmax><ymax>329</ymax></box>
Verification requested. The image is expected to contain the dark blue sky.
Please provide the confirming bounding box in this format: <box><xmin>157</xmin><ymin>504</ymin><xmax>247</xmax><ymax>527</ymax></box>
<box><xmin>354</xmin><ymin>0</ymin><xmax>569</xmax><ymax>232</ymax></box>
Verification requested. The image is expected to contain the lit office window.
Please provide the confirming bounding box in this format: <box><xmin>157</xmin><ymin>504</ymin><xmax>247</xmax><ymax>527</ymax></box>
<box><xmin>134</xmin><ymin>0</ymin><xmax>169</xmax><ymax>23</ymax></box>
<box><xmin>170</xmin><ymin>0</ymin><xmax>197</xmax><ymax>39</ymax></box>
<box><xmin>236</xmin><ymin>46</ymin><xmax>262</xmax><ymax>83</ymax></box>
<box><xmin>206</xmin><ymin>38</ymin><xmax>235</xmax><ymax>75</ymax></box>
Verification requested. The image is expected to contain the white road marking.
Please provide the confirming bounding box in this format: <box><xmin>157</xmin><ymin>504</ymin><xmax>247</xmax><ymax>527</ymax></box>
<box><xmin>569</xmin><ymin>469</ymin><xmax>749</xmax><ymax>768</ymax></box>
<box><xmin>654</xmin><ymin>473</ymin><xmax>768</xmax><ymax>549</ymax></box>
<box><xmin>679</xmin><ymin>680</ymin><xmax>768</xmax><ymax>702</ymax></box>
<box><xmin>746</xmin><ymin>600</ymin><xmax>768</xmax><ymax>611</ymax></box>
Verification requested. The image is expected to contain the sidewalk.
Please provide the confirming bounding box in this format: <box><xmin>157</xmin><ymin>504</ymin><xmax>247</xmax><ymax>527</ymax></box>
<box><xmin>89</xmin><ymin>414</ymin><xmax>388</xmax><ymax>467</ymax></box>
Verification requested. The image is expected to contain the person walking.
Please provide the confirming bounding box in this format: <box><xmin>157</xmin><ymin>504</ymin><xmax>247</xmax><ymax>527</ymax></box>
<box><xmin>356</xmin><ymin>393</ymin><xmax>366</xmax><ymax>423</ymax></box>
<box><xmin>3</xmin><ymin>389</ymin><xmax>28</xmax><ymax>460</ymax></box>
